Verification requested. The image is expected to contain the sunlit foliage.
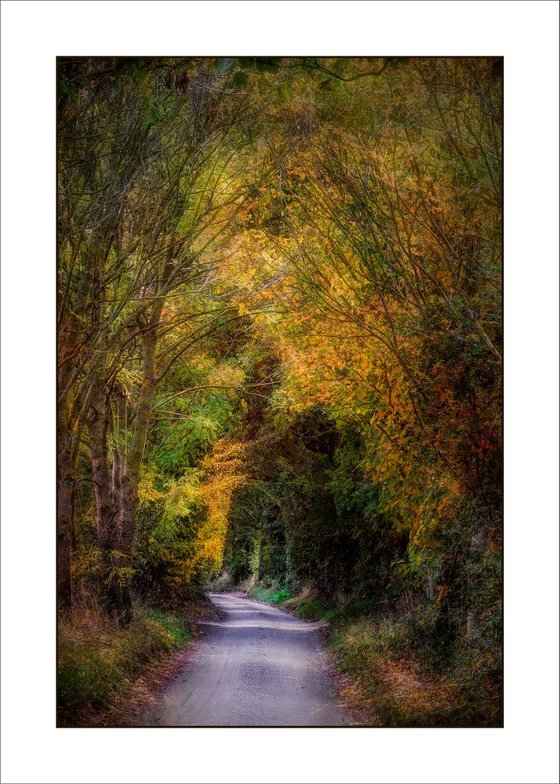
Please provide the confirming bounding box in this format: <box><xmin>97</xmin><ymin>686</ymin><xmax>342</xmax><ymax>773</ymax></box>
<box><xmin>58</xmin><ymin>56</ymin><xmax>502</xmax><ymax>725</ymax></box>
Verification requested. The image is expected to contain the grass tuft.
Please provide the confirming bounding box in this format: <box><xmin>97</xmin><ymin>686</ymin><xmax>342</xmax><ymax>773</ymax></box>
<box><xmin>331</xmin><ymin>614</ymin><xmax>501</xmax><ymax>726</ymax></box>
<box><xmin>246</xmin><ymin>580</ymin><xmax>500</xmax><ymax>727</ymax></box>
<box><xmin>58</xmin><ymin>607</ymin><xmax>191</xmax><ymax>726</ymax></box>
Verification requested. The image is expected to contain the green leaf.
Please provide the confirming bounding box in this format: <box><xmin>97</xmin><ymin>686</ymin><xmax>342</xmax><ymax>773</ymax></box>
<box><xmin>232</xmin><ymin>71</ymin><xmax>248</xmax><ymax>89</ymax></box>
<box><xmin>255</xmin><ymin>58</ymin><xmax>279</xmax><ymax>73</ymax></box>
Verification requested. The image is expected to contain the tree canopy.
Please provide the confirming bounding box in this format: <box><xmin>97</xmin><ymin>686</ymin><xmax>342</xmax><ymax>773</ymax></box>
<box><xmin>58</xmin><ymin>56</ymin><xmax>502</xmax><ymax>724</ymax></box>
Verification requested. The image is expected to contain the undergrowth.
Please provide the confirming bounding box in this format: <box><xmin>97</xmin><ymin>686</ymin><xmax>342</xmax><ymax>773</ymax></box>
<box><xmin>58</xmin><ymin>607</ymin><xmax>191</xmax><ymax>726</ymax></box>
<box><xmin>247</xmin><ymin>581</ymin><xmax>501</xmax><ymax>727</ymax></box>
<box><xmin>331</xmin><ymin>613</ymin><xmax>501</xmax><ymax>727</ymax></box>
<box><xmin>249</xmin><ymin>582</ymin><xmax>291</xmax><ymax>604</ymax></box>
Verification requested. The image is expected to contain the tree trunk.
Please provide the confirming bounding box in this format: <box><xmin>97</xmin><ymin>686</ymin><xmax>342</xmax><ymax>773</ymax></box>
<box><xmin>89</xmin><ymin>384</ymin><xmax>116</xmax><ymax>549</ymax></box>
<box><xmin>57</xmin><ymin>346</ymin><xmax>82</xmax><ymax>614</ymax></box>
<box><xmin>57</xmin><ymin>444</ymin><xmax>75</xmax><ymax>612</ymax></box>
<box><xmin>119</xmin><ymin>328</ymin><xmax>159</xmax><ymax>550</ymax></box>
<box><xmin>116</xmin><ymin>303</ymin><xmax>163</xmax><ymax>621</ymax></box>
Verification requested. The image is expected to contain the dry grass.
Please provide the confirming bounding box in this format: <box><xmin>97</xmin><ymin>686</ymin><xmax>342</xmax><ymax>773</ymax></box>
<box><xmin>224</xmin><ymin>580</ymin><xmax>501</xmax><ymax>727</ymax></box>
<box><xmin>91</xmin><ymin>639</ymin><xmax>201</xmax><ymax>727</ymax></box>
<box><xmin>58</xmin><ymin>604</ymin><xmax>194</xmax><ymax>727</ymax></box>
<box><xmin>331</xmin><ymin>616</ymin><xmax>499</xmax><ymax>727</ymax></box>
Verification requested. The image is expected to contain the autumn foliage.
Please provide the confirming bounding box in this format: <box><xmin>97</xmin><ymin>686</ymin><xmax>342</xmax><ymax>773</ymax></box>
<box><xmin>58</xmin><ymin>57</ymin><xmax>502</xmax><ymax>725</ymax></box>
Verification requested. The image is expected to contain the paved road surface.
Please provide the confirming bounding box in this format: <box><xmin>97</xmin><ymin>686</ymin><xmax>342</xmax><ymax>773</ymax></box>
<box><xmin>136</xmin><ymin>592</ymin><xmax>349</xmax><ymax>726</ymax></box>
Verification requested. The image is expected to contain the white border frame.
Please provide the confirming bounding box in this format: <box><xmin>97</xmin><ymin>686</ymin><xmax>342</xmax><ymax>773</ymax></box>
<box><xmin>2</xmin><ymin>2</ymin><xmax>559</xmax><ymax>783</ymax></box>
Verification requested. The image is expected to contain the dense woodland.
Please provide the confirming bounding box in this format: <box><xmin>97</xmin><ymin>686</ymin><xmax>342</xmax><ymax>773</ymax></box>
<box><xmin>58</xmin><ymin>56</ymin><xmax>502</xmax><ymax>725</ymax></box>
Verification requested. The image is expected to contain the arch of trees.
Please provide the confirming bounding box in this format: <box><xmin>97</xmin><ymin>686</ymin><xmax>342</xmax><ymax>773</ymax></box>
<box><xmin>58</xmin><ymin>56</ymin><xmax>502</xmax><ymax>719</ymax></box>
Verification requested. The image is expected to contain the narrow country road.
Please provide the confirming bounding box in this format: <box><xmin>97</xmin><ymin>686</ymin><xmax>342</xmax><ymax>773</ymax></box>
<box><xmin>136</xmin><ymin>592</ymin><xmax>349</xmax><ymax>726</ymax></box>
